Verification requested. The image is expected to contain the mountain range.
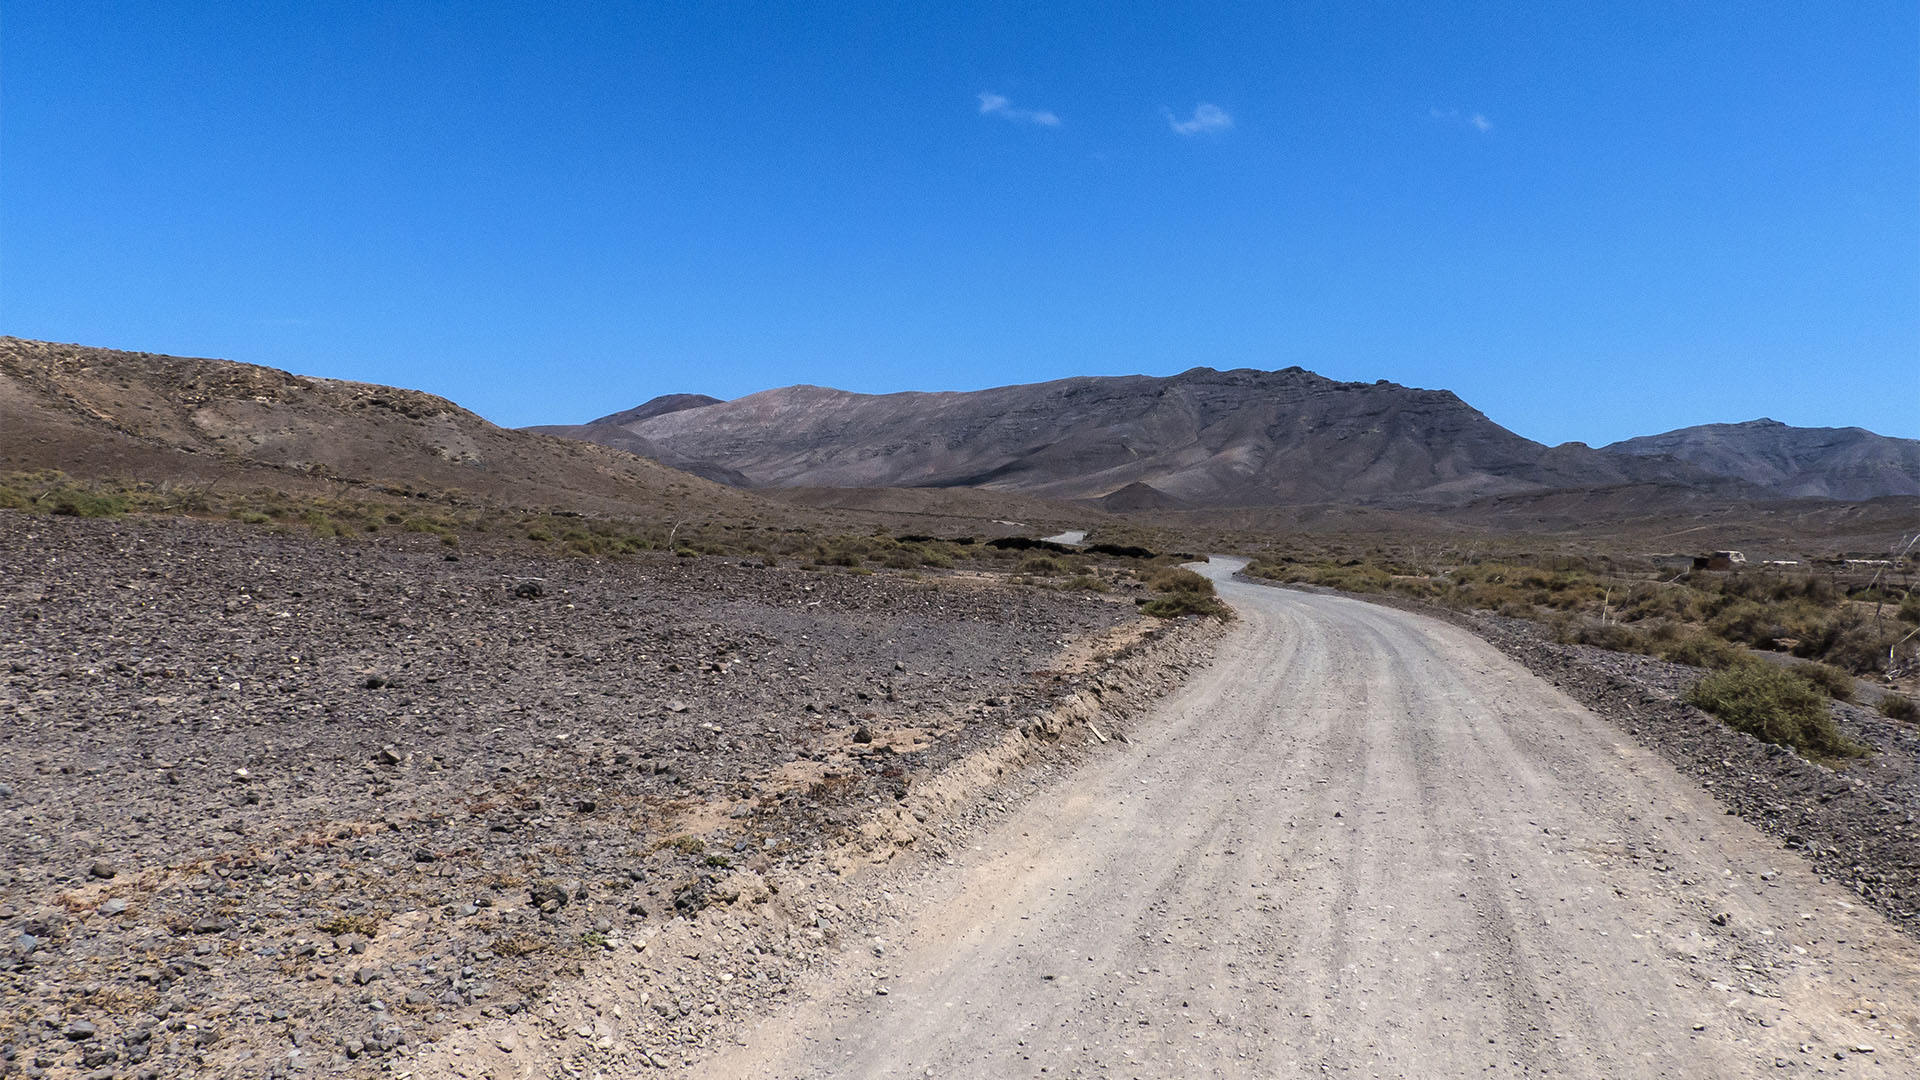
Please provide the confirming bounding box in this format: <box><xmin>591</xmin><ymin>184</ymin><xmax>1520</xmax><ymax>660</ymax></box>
<box><xmin>6</xmin><ymin>338</ymin><xmax>1912</xmax><ymax>524</ymax></box>
<box><xmin>531</xmin><ymin>367</ymin><xmax>1920</xmax><ymax>509</ymax></box>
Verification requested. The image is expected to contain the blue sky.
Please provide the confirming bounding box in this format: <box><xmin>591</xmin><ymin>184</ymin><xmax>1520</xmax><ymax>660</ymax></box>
<box><xmin>3</xmin><ymin>2</ymin><xmax>1915</xmax><ymax>445</ymax></box>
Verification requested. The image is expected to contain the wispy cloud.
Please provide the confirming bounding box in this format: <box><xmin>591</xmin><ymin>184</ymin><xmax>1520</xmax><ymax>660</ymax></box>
<box><xmin>1429</xmin><ymin>107</ymin><xmax>1493</xmax><ymax>133</ymax></box>
<box><xmin>1164</xmin><ymin>102</ymin><xmax>1233</xmax><ymax>136</ymax></box>
<box><xmin>978</xmin><ymin>91</ymin><xmax>1062</xmax><ymax>127</ymax></box>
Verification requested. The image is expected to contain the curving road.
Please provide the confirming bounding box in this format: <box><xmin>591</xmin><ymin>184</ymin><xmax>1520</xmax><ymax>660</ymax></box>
<box><xmin>697</xmin><ymin>560</ymin><xmax>1920</xmax><ymax>1078</ymax></box>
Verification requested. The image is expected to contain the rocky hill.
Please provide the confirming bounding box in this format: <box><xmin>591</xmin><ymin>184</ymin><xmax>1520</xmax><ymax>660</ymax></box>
<box><xmin>1602</xmin><ymin>419</ymin><xmax>1920</xmax><ymax>501</ymax></box>
<box><xmin>551</xmin><ymin>367</ymin><xmax>1735</xmax><ymax>509</ymax></box>
<box><xmin>0</xmin><ymin>337</ymin><xmax>762</xmax><ymax>519</ymax></box>
<box><xmin>523</xmin><ymin>394</ymin><xmax>750</xmax><ymax>486</ymax></box>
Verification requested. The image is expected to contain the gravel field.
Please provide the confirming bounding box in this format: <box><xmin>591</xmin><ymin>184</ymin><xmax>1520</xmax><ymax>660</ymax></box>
<box><xmin>0</xmin><ymin>513</ymin><xmax>1144</xmax><ymax>1078</ymax></box>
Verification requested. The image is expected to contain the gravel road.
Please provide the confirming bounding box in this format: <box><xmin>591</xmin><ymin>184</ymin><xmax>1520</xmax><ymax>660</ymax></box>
<box><xmin>697</xmin><ymin>559</ymin><xmax>1920</xmax><ymax>1079</ymax></box>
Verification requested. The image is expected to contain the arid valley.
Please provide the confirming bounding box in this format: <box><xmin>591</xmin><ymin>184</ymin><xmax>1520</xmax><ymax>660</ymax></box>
<box><xmin>3</xmin><ymin>337</ymin><xmax>1918</xmax><ymax>1078</ymax></box>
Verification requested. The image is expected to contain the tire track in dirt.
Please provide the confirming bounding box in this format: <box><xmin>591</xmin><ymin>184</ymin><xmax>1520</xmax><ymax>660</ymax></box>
<box><xmin>696</xmin><ymin>559</ymin><xmax>1920</xmax><ymax>1079</ymax></box>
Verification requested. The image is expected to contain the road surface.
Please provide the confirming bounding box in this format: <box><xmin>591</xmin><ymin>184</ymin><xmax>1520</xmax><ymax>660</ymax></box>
<box><xmin>696</xmin><ymin>559</ymin><xmax>1920</xmax><ymax>1078</ymax></box>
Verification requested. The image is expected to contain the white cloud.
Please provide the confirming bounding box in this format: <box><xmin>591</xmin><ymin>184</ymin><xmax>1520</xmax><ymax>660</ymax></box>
<box><xmin>978</xmin><ymin>91</ymin><xmax>1062</xmax><ymax>127</ymax></box>
<box><xmin>1164</xmin><ymin>102</ymin><xmax>1233</xmax><ymax>136</ymax></box>
<box><xmin>1430</xmin><ymin>107</ymin><xmax>1494</xmax><ymax>134</ymax></box>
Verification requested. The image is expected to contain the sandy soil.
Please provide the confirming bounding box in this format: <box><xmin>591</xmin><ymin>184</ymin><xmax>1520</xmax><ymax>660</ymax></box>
<box><xmin>696</xmin><ymin>560</ymin><xmax>1920</xmax><ymax>1079</ymax></box>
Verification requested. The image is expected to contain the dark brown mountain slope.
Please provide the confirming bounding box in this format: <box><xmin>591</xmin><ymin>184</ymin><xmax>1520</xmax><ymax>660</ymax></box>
<box><xmin>568</xmin><ymin>367</ymin><xmax>1729</xmax><ymax>509</ymax></box>
<box><xmin>0</xmin><ymin>337</ymin><xmax>764</xmax><ymax>519</ymax></box>
<box><xmin>588</xmin><ymin>393</ymin><xmax>724</xmax><ymax>427</ymax></box>
<box><xmin>524</xmin><ymin>393</ymin><xmax>751</xmax><ymax>487</ymax></box>
<box><xmin>1602</xmin><ymin>418</ymin><xmax>1920</xmax><ymax>501</ymax></box>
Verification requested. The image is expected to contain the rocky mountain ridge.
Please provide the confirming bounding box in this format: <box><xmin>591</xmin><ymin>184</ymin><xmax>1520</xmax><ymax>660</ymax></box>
<box><xmin>551</xmin><ymin>369</ymin><xmax>1917</xmax><ymax>508</ymax></box>
<box><xmin>1603</xmin><ymin>418</ymin><xmax>1920</xmax><ymax>501</ymax></box>
<box><xmin>546</xmin><ymin>367</ymin><xmax>1752</xmax><ymax>509</ymax></box>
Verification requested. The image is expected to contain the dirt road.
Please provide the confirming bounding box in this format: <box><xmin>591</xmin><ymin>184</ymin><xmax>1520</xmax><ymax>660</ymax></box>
<box><xmin>696</xmin><ymin>560</ymin><xmax>1920</xmax><ymax>1078</ymax></box>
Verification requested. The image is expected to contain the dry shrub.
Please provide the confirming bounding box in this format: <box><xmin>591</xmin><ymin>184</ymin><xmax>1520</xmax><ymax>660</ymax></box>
<box><xmin>1553</xmin><ymin>620</ymin><xmax>1648</xmax><ymax>654</ymax></box>
<box><xmin>1790</xmin><ymin>662</ymin><xmax>1856</xmax><ymax>702</ymax></box>
<box><xmin>1879</xmin><ymin>694</ymin><xmax>1919</xmax><ymax>723</ymax></box>
<box><xmin>1658</xmin><ymin>633</ymin><xmax>1752</xmax><ymax>670</ymax></box>
<box><xmin>1686</xmin><ymin>665</ymin><xmax>1863</xmax><ymax>759</ymax></box>
<box><xmin>1142</xmin><ymin>592</ymin><xmax>1231</xmax><ymax>619</ymax></box>
<box><xmin>1792</xmin><ymin>614</ymin><xmax>1903</xmax><ymax>675</ymax></box>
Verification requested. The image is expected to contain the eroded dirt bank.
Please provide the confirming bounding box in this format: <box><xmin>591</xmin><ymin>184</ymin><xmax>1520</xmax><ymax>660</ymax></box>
<box><xmin>0</xmin><ymin>513</ymin><xmax>1215</xmax><ymax>1078</ymax></box>
<box><xmin>695</xmin><ymin>560</ymin><xmax>1920</xmax><ymax>1079</ymax></box>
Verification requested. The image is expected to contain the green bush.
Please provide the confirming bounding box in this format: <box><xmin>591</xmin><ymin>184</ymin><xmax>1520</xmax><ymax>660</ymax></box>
<box><xmin>1142</xmin><ymin>592</ymin><xmax>1231</xmax><ymax>619</ymax></box>
<box><xmin>1685</xmin><ymin>665</ymin><xmax>1863</xmax><ymax>759</ymax></box>
<box><xmin>1790</xmin><ymin>662</ymin><xmax>1855</xmax><ymax>702</ymax></box>
<box><xmin>1141</xmin><ymin>566</ymin><xmax>1228</xmax><ymax>618</ymax></box>
<box><xmin>1879</xmin><ymin>693</ymin><xmax>1918</xmax><ymax>723</ymax></box>
<box><xmin>1018</xmin><ymin>555</ymin><xmax>1066</xmax><ymax>576</ymax></box>
<box><xmin>1554</xmin><ymin>620</ymin><xmax>1648</xmax><ymax>653</ymax></box>
<box><xmin>1899</xmin><ymin>595</ymin><xmax>1920</xmax><ymax>625</ymax></box>
<box><xmin>1707</xmin><ymin>600</ymin><xmax>1802</xmax><ymax>650</ymax></box>
<box><xmin>1657</xmin><ymin>633</ymin><xmax>1753</xmax><ymax>670</ymax></box>
<box><xmin>41</xmin><ymin>487</ymin><xmax>129</xmax><ymax>517</ymax></box>
<box><xmin>1061</xmin><ymin>575</ymin><xmax>1108</xmax><ymax>592</ymax></box>
<box><xmin>1147</xmin><ymin>567</ymin><xmax>1214</xmax><ymax>595</ymax></box>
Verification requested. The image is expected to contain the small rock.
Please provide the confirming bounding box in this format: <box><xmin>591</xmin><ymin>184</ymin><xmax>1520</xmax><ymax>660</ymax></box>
<box><xmin>663</xmin><ymin>700</ymin><xmax>689</xmax><ymax>714</ymax></box>
<box><xmin>100</xmin><ymin>899</ymin><xmax>129</xmax><ymax>916</ymax></box>
<box><xmin>64</xmin><ymin>1021</ymin><xmax>97</xmax><ymax>1040</ymax></box>
<box><xmin>574</xmin><ymin>799</ymin><xmax>597</xmax><ymax>814</ymax></box>
<box><xmin>852</xmin><ymin>725</ymin><xmax>874</xmax><ymax>744</ymax></box>
<box><xmin>87</xmin><ymin>860</ymin><xmax>116</xmax><ymax>880</ymax></box>
<box><xmin>375</xmin><ymin>747</ymin><xmax>403</xmax><ymax>766</ymax></box>
<box><xmin>1711</xmin><ymin>912</ymin><xmax>1731</xmax><ymax>927</ymax></box>
<box><xmin>190</xmin><ymin>917</ymin><xmax>229</xmax><ymax>935</ymax></box>
<box><xmin>529</xmin><ymin>882</ymin><xmax>569</xmax><ymax>912</ymax></box>
<box><xmin>354</xmin><ymin>967</ymin><xmax>381</xmax><ymax>986</ymax></box>
<box><xmin>512</xmin><ymin>581</ymin><xmax>543</xmax><ymax>599</ymax></box>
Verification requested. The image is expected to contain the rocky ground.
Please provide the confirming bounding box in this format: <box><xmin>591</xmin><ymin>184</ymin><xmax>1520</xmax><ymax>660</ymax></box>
<box><xmin>1256</xmin><ymin>579</ymin><xmax>1920</xmax><ymax>939</ymax></box>
<box><xmin>0</xmin><ymin>512</ymin><xmax>1173</xmax><ymax>1078</ymax></box>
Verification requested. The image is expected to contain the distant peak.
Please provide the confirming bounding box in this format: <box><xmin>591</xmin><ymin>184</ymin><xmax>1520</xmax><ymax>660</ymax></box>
<box><xmin>588</xmin><ymin>393</ymin><xmax>722</xmax><ymax>427</ymax></box>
